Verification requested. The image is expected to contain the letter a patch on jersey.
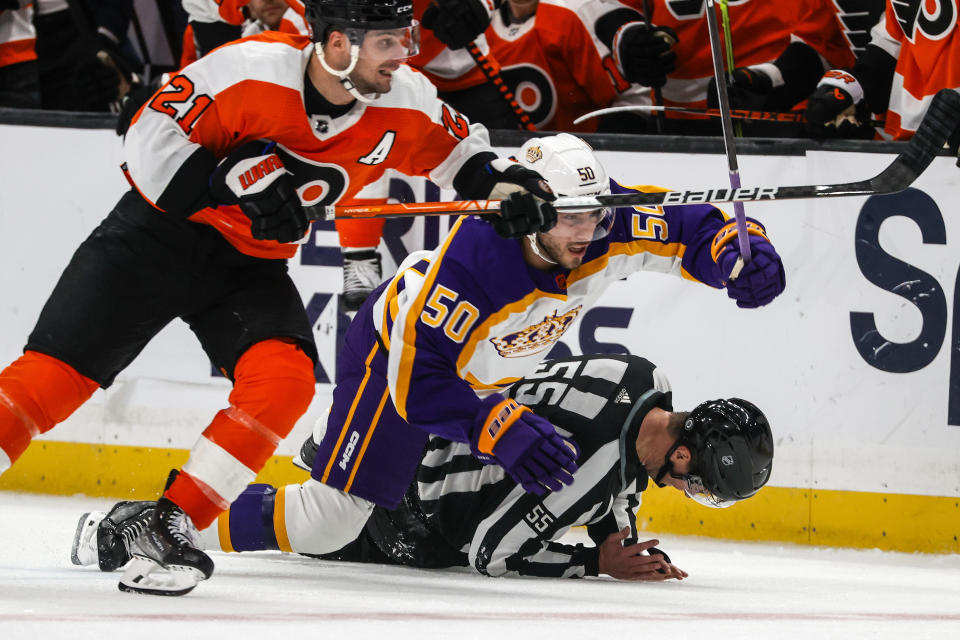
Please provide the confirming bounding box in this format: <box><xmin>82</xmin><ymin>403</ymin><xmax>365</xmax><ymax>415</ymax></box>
<box><xmin>358</xmin><ymin>131</ymin><xmax>397</xmax><ymax>165</ymax></box>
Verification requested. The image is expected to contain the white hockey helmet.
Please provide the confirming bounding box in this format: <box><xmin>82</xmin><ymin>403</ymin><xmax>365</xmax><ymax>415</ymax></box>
<box><xmin>517</xmin><ymin>133</ymin><xmax>614</xmax><ymax>242</ymax></box>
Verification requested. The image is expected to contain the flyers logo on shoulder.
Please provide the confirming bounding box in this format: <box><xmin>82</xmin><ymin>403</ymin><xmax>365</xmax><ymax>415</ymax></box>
<box><xmin>892</xmin><ymin>0</ymin><xmax>957</xmax><ymax>43</ymax></box>
<box><xmin>663</xmin><ymin>0</ymin><xmax>748</xmax><ymax>20</ymax></box>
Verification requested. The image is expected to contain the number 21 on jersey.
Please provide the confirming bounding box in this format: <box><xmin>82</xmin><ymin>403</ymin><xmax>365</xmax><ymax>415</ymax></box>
<box><xmin>148</xmin><ymin>75</ymin><xmax>213</xmax><ymax>134</ymax></box>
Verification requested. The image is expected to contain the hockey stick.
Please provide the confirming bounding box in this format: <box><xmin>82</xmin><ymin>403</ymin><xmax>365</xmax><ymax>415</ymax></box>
<box><xmin>464</xmin><ymin>40</ymin><xmax>537</xmax><ymax>131</ymax></box>
<box><xmin>573</xmin><ymin>104</ymin><xmax>885</xmax><ymax>126</ymax></box>
<box><xmin>305</xmin><ymin>89</ymin><xmax>959</xmax><ymax>221</ymax></box>
<box><xmin>641</xmin><ymin>0</ymin><xmax>665</xmax><ymax>134</ymax></box>
<box><xmin>704</xmin><ymin>0</ymin><xmax>751</xmax><ymax>269</ymax></box>
<box><xmin>717</xmin><ymin>0</ymin><xmax>741</xmax><ymax>137</ymax></box>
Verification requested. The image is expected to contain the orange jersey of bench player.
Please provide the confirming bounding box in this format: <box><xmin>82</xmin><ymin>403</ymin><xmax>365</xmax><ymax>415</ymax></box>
<box><xmin>409</xmin><ymin>0</ymin><xmax>500</xmax><ymax>93</ymax></box>
<box><xmin>627</xmin><ymin>0</ymin><xmax>855</xmax><ymax>113</ymax></box>
<box><xmin>124</xmin><ymin>32</ymin><xmax>493</xmax><ymax>260</ymax></box>
<box><xmin>871</xmin><ymin>0</ymin><xmax>959</xmax><ymax>139</ymax></box>
<box><xmin>484</xmin><ymin>0</ymin><xmax>633</xmax><ymax>132</ymax></box>
<box><xmin>0</xmin><ymin>2</ymin><xmax>36</xmax><ymax>68</ymax></box>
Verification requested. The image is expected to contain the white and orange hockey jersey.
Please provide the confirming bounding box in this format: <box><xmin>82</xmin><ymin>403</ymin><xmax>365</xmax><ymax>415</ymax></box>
<box><xmin>869</xmin><ymin>0</ymin><xmax>959</xmax><ymax>139</ymax></box>
<box><xmin>484</xmin><ymin>0</ymin><xmax>639</xmax><ymax>132</ymax></box>
<box><xmin>0</xmin><ymin>1</ymin><xmax>36</xmax><ymax>70</ymax></box>
<box><xmin>628</xmin><ymin>0</ymin><xmax>855</xmax><ymax>116</ymax></box>
<box><xmin>123</xmin><ymin>32</ymin><xmax>494</xmax><ymax>260</ymax></box>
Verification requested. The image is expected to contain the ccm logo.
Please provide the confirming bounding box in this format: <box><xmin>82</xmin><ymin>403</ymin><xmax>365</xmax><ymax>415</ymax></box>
<box><xmin>338</xmin><ymin>431</ymin><xmax>361</xmax><ymax>471</ymax></box>
<box><xmin>662</xmin><ymin>186</ymin><xmax>777</xmax><ymax>205</ymax></box>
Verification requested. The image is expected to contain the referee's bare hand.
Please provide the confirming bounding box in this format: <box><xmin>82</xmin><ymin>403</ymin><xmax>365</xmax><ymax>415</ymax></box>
<box><xmin>598</xmin><ymin>527</ymin><xmax>688</xmax><ymax>581</ymax></box>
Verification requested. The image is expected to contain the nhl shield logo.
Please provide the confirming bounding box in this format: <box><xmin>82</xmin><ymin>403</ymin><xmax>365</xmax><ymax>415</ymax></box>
<box><xmin>721</xmin><ymin>455</ymin><xmax>735</xmax><ymax>466</ymax></box>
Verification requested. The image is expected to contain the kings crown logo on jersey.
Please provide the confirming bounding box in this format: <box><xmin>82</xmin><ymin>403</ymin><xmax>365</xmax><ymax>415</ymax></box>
<box><xmin>892</xmin><ymin>0</ymin><xmax>956</xmax><ymax>43</ymax></box>
<box><xmin>489</xmin><ymin>306</ymin><xmax>582</xmax><ymax>358</ymax></box>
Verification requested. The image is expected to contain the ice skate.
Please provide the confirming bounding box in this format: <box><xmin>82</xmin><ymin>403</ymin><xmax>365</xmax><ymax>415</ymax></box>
<box><xmin>71</xmin><ymin>500</ymin><xmax>156</xmax><ymax>571</ymax></box>
<box><xmin>341</xmin><ymin>249</ymin><xmax>382</xmax><ymax>312</ymax></box>
<box><xmin>118</xmin><ymin>497</ymin><xmax>214</xmax><ymax>596</ymax></box>
<box><xmin>292</xmin><ymin>410</ymin><xmax>330</xmax><ymax>471</ymax></box>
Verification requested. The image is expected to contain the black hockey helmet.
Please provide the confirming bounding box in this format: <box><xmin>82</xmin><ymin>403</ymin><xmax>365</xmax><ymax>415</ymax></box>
<box><xmin>305</xmin><ymin>0</ymin><xmax>416</xmax><ymax>42</ymax></box>
<box><xmin>655</xmin><ymin>398</ymin><xmax>773</xmax><ymax>507</ymax></box>
<box><xmin>682</xmin><ymin>398</ymin><xmax>774</xmax><ymax>504</ymax></box>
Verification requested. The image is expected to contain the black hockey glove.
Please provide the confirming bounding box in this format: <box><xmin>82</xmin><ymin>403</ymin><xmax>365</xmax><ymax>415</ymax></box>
<box><xmin>73</xmin><ymin>34</ymin><xmax>140</xmax><ymax>111</ymax></box>
<box><xmin>482</xmin><ymin>158</ymin><xmax>556</xmax><ymax>238</ymax></box>
<box><xmin>614</xmin><ymin>23</ymin><xmax>677</xmax><ymax>89</ymax></box>
<box><xmin>707</xmin><ymin>64</ymin><xmax>777</xmax><ymax>111</ymax></box>
<box><xmin>493</xmin><ymin>192</ymin><xmax>557</xmax><ymax>238</ymax></box>
<box><xmin>804</xmin><ymin>70</ymin><xmax>865</xmax><ymax>136</ymax></box>
<box><xmin>421</xmin><ymin>0</ymin><xmax>492</xmax><ymax>50</ymax></box>
<box><xmin>215</xmin><ymin>150</ymin><xmax>310</xmax><ymax>243</ymax></box>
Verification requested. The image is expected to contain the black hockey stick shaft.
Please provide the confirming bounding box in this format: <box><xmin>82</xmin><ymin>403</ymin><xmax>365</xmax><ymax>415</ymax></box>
<box><xmin>641</xmin><ymin>0</ymin><xmax>665</xmax><ymax>134</ymax></box>
<box><xmin>590</xmin><ymin>89</ymin><xmax>960</xmax><ymax>207</ymax></box>
<box><xmin>705</xmin><ymin>0</ymin><xmax>751</xmax><ymax>264</ymax></box>
<box><xmin>465</xmin><ymin>41</ymin><xmax>537</xmax><ymax>131</ymax></box>
<box><xmin>312</xmin><ymin>90</ymin><xmax>960</xmax><ymax>220</ymax></box>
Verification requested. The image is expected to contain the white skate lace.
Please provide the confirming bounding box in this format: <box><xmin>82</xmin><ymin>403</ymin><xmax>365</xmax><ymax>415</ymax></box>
<box><xmin>165</xmin><ymin>507</ymin><xmax>200</xmax><ymax>547</ymax></box>
<box><xmin>118</xmin><ymin>510</ymin><xmax>153</xmax><ymax>548</ymax></box>
<box><xmin>343</xmin><ymin>254</ymin><xmax>382</xmax><ymax>293</ymax></box>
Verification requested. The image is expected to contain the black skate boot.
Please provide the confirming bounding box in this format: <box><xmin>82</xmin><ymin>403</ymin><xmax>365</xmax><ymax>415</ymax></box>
<box><xmin>118</xmin><ymin>497</ymin><xmax>214</xmax><ymax>596</ymax></box>
<box><xmin>71</xmin><ymin>500</ymin><xmax>156</xmax><ymax>571</ymax></box>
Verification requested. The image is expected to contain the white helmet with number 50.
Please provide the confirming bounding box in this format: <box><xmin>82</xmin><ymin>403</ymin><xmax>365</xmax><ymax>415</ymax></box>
<box><xmin>517</xmin><ymin>133</ymin><xmax>611</xmax><ymax>201</ymax></box>
<box><xmin>518</xmin><ymin>133</ymin><xmax>614</xmax><ymax>243</ymax></box>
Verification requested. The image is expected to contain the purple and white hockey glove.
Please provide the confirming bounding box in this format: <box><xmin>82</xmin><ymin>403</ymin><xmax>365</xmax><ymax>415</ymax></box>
<box><xmin>471</xmin><ymin>396</ymin><xmax>579</xmax><ymax>496</ymax></box>
<box><xmin>711</xmin><ymin>219</ymin><xmax>785</xmax><ymax>309</ymax></box>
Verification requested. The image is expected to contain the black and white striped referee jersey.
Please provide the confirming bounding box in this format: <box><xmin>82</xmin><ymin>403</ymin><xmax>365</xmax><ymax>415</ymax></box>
<box><xmin>353</xmin><ymin>353</ymin><xmax>674</xmax><ymax>578</ymax></box>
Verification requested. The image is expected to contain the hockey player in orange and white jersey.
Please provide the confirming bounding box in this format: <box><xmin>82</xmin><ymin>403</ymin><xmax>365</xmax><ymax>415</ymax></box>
<box><xmin>241</xmin><ymin>0</ymin><xmax>310</xmax><ymax>37</ymax></box>
<box><xmin>1</xmin><ymin>0</ymin><xmax>562</xmax><ymax>596</ymax></box>
<box><xmin>0</xmin><ymin>0</ymin><xmax>38</xmax><ymax>107</ymax></box>
<box><xmin>484</xmin><ymin>0</ymin><xmax>661</xmax><ymax>132</ymax></box>
<box><xmin>622</xmin><ymin>0</ymin><xmax>858</xmax><ymax>135</ymax></box>
<box><xmin>804</xmin><ymin>0</ymin><xmax>960</xmax><ymax>142</ymax></box>
<box><xmin>182</xmin><ymin>0</ymin><xmax>306</xmax><ymax>57</ymax></box>
<box><xmin>178</xmin><ymin>0</ymin><xmax>518</xmax><ymax>312</ymax></box>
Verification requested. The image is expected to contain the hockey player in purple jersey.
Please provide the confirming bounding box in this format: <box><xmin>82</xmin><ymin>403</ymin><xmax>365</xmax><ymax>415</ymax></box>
<box><xmin>73</xmin><ymin>133</ymin><xmax>785</xmax><ymax>566</ymax></box>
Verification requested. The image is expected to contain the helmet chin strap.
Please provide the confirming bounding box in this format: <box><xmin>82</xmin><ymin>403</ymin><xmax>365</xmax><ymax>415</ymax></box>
<box><xmin>526</xmin><ymin>234</ymin><xmax>558</xmax><ymax>265</ymax></box>
<box><xmin>313</xmin><ymin>42</ymin><xmax>379</xmax><ymax>104</ymax></box>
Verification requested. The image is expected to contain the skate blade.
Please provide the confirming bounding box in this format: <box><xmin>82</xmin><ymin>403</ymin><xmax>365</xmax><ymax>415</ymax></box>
<box><xmin>117</xmin><ymin>556</ymin><xmax>205</xmax><ymax>597</ymax></box>
<box><xmin>291</xmin><ymin>453</ymin><xmax>310</xmax><ymax>472</ymax></box>
<box><xmin>70</xmin><ymin>511</ymin><xmax>104</xmax><ymax>566</ymax></box>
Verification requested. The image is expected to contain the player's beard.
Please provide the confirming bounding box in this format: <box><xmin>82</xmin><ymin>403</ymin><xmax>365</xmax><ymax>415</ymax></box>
<box><xmin>535</xmin><ymin>233</ymin><xmax>585</xmax><ymax>270</ymax></box>
<box><xmin>351</xmin><ymin>61</ymin><xmax>399</xmax><ymax>95</ymax></box>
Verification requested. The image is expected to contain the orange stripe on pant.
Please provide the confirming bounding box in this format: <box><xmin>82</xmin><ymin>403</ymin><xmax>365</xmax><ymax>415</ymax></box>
<box><xmin>165</xmin><ymin>339</ymin><xmax>315</xmax><ymax>529</ymax></box>
<box><xmin>0</xmin><ymin>351</ymin><xmax>99</xmax><ymax>464</ymax></box>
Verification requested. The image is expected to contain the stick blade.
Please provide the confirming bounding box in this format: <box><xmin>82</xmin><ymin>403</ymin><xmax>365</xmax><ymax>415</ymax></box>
<box><xmin>871</xmin><ymin>89</ymin><xmax>960</xmax><ymax>193</ymax></box>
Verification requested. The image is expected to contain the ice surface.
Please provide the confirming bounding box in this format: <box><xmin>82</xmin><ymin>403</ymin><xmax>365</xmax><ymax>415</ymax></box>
<box><xmin>0</xmin><ymin>492</ymin><xmax>958</xmax><ymax>639</ymax></box>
